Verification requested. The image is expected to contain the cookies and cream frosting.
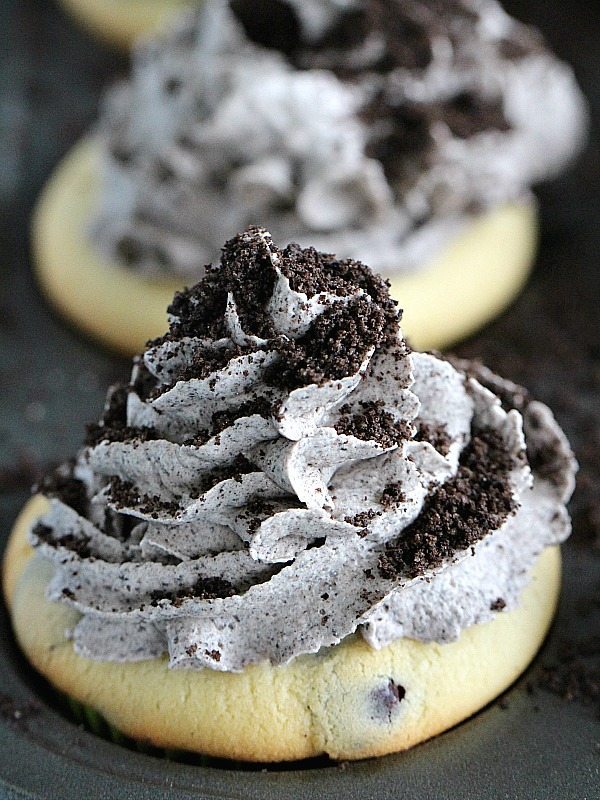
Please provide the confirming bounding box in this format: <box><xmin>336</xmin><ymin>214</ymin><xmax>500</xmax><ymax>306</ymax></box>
<box><xmin>31</xmin><ymin>228</ymin><xmax>576</xmax><ymax>671</ymax></box>
<box><xmin>91</xmin><ymin>0</ymin><xmax>588</xmax><ymax>277</ymax></box>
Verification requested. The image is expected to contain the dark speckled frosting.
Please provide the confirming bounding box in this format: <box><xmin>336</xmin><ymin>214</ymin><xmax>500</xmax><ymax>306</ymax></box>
<box><xmin>91</xmin><ymin>0</ymin><xmax>588</xmax><ymax>277</ymax></box>
<box><xmin>31</xmin><ymin>228</ymin><xmax>576</xmax><ymax>671</ymax></box>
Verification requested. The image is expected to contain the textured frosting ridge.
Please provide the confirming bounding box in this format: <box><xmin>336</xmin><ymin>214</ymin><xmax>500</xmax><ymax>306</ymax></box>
<box><xmin>31</xmin><ymin>227</ymin><xmax>576</xmax><ymax>671</ymax></box>
<box><xmin>92</xmin><ymin>0</ymin><xmax>588</xmax><ymax>277</ymax></box>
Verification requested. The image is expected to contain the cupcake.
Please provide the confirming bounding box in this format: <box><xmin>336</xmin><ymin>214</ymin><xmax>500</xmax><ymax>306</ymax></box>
<box><xmin>5</xmin><ymin>227</ymin><xmax>576</xmax><ymax>761</ymax></box>
<box><xmin>33</xmin><ymin>0</ymin><xmax>587</xmax><ymax>355</ymax></box>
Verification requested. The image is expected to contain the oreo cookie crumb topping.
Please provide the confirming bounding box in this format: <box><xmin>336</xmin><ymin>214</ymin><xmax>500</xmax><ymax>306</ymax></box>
<box><xmin>164</xmin><ymin>227</ymin><xmax>276</xmax><ymax>342</ymax></box>
<box><xmin>189</xmin><ymin>454</ymin><xmax>256</xmax><ymax>496</ymax></box>
<box><xmin>167</xmin><ymin>280</ymin><xmax>228</xmax><ymax>341</ymax></box>
<box><xmin>278</xmin><ymin>243</ymin><xmax>398</xmax><ymax>312</ymax></box>
<box><xmin>110</xmin><ymin>454</ymin><xmax>256</xmax><ymax>516</ymax></box>
<box><xmin>364</xmin><ymin>100</ymin><xmax>433</xmax><ymax>184</ymax></box>
<box><xmin>345</xmin><ymin>508</ymin><xmax>379</xmax><ymax>528</ymax></box>
<box><xmin>100</xmin><ymin>383</ymin><xmax>129</xmax><ymax>427</ymax></box>
<box><xmin>240</xmin><ymin>497</ymin><xmax>277</xmax><ymax>533</ymax></box>
<box><xmin>206</xmin><ymin>649</ymin><xmax>222</xmax><ymax>662</ymax></box>
<box><xmin>110</xmin><ymin>477</ymin><xmax>181</xmax><ymax>519</ymax></box>
<box><xmin>437</xmin><ymin>93</ymin><xmax>510</xmax><ymax>140</ymax></box>
<box><xmin>174</xmin><ymin>344</ymin><xmax>258</xmax><ymax>385</ymax></box>
<box><xmin>231</xmin><ymin>0</ymin><xmax>485</xmax><ymax>75</ymax></box>
<box><xmin>270</xmin><ymin>298</ymin><xmax>387</xmax><ymax>387</ymax></box>
<box><xmin>229</xmin><ymin>1</ymin><xmax>515</xmax><ymax>197</ymax></box>
<box><xmin>220</xmin><ymin>228</ymin><xmax>279</xmax><ymax>338</ymax></box>
<box><xmin>229</xmin><ymin>0</ymin><xmax>301</xmax><ymax>57</ymax></box>
<box><xmin>33</xmin><ymin>522</ymin><xmax>91</xmax><ymax>559</ymax></box>
<box><xmin>345</xmin><ymin>508</ymin><xmax>380</xmax><ymax>536</ymax></box>
<box><xmin>165</xmin><ymin>228</ymin><xmax>401</xmax><ymax>390</ymax></box>
<box><xmin>379</xmin><ymin>428</ymin><xmax>517</xmax><ymax>579</ymax></box>
<box><xmin>210</xmin><ymin>396</ymin><xmax>274</xmax><ymax>436</ymax></box>
<box><xmin>490</xmin><ymin>597</ymin><xmax>506</xmax><ymax>611</ymax></box>
<box><xmin>130</xmin><ymin>360</ymin><xmax>158</xmax><ymax>401</ymax></box>
<box><xmin>150</xmin><ymin>576</ymin><xmax>237</xmax><ymax>607</ymax></box>
<box><xmin>365</xmin><ymin>94</ymin><xmax>510</xmax><ymax>187</ymax></box>
<box><xmin>380</xmin><ymin>482</ymin><xmax>406</xmax><ymax>510</ymax></box>
<box><xmin>36</xmin><ymin>466</ymin><xmax>89</xmax><ymax>519</ymax></box>
<box><xmin>335</xmin><ymin>401</ymin><xmax>411</xmax><ymax>448</ymax></box>
<box><xmin>85</xmin><ymin>423</ymin><xmax>159</xmax><ymax>447</ymax></box>
<box><xmin>414</xmin><ymin>421</ymin><xmax>452</xmax><ymax>456</ymax></box>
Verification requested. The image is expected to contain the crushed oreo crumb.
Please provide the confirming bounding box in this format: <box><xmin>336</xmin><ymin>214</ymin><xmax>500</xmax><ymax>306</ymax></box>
<box><xmin>380</xmin><ymin>482</ymin><xmax>406</xmax><ymax>510</ymax></box>
<box><xmin>238</xmin><ymin>496</ymin><xmax>277</xmax><ymax>533</ymax></box>
<box><xmin>229</xmin><ymin>0</ymin><xmax>301</xmax><ymax>57</ymax></box>
<box><xmin>36</xmin><ymin>465</ymin><xmax>89</xmax><ymax>518</ymax></box>
<box><xmin>278</xmin><ymin>243</ymin><xmax>398</xmax><ymax>313</ymax></box>
<box><xmin>414</xmin><ymin>421</ymin><xmax>452</xmax><ymax>456</ymax></box>
<box><xmin>490</xmin><ymin>597</ymin><xmax>506</xmax><ymax>611</ymax></box>
<box><xmin>345</xmin><ymin>508</ymin><xmax>379</xmax><ymax>528</ymax></box>
<box><xmin>167</xmin><ymin>280</ymin><xmax>227</xmax><ymax>341</ymax></box>
<box><xmin>365</xmin><ymin>93</ymin><xmax>509</xmax><ymax>187</ymax></box>
<box><xmin>110</xmin><ymin>477</ymin><xmax>181</xmax><ymax>519</ymax></box>
<box><xmin>32</xmin><ymin>522</ymin><xmax>91</xmax><ymax>558</ymax></box>
<box><xmin>345</xmin><ymin>508</ymin><xmax>380</xmax><ymax>536</ymax></box>
<box><xmin>160</xmin><ymin>228</ymin><xmax>403</xmax><ymax>392</ymax></box>
<box><xmin>110</xmin><ymin>454</ymin><xmax>255</xmax><ymax>517</ymax></box>
<box><xmin>210</xmin><ymin>396</ymin><xmax>274</xmax><ymax>436</ymax></box>
<box><xmin>130</xmin><ymin>360</ymin><xmax>158</xmax><ymax>401</ymax></box>
<box><xmin>335</xmin><ymin>401</ymin><xmax>411</xmax><ymax>448</ymax></box>
<box><xmin>169</xmin><ymin>343</ymin><xmax>258</xmax><ymax>386</ymax></box>
<box><xmin>379</xmin><ymin>428</ymin><xmax>517</xmax><ymax>579</ymax></box>
<box><xmin>150</xmin><ymin>576</ymin><xmax>237</xmax><ymax>607</ymax></box>
<box><xmin>85</xmin><ymin>423</ymin><xmax>159</xmax><ymax>447</ymax></box>
<box><xmin>271</xmin><ymin>298</ymin><xmax>381</xmax><ymax>387</ymax></box>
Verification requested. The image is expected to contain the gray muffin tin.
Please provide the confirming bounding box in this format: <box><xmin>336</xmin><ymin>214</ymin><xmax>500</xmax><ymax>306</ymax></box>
<box><xmin>1</xmin><ymin>0</ymin><xmax>598</xmax><ymax>797</ymax></box>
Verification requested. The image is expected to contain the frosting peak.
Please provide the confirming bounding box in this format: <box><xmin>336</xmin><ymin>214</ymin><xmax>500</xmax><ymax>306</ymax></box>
<box><xmin>31</xmin><ymin>229</ymin><xmax>576</xmax><ymax>671</ymax></box>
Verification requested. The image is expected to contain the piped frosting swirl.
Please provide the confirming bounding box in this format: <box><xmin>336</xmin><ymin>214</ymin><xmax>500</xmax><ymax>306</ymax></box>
<box><xmin>32</xmin><ymin>228</ymin><xmax>576</xmax><ymax>671</ymax></box>
<box><xmin>92</xmin><ymin>0</ymin><xmax>588</xmax><ymax>277</ymax></box>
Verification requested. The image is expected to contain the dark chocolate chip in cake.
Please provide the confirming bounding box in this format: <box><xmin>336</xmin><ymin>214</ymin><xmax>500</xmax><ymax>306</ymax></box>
<box><xmin>369</xmin><ymin>678</ymin><xmax>406</xmax><ymax>723</ymax></box>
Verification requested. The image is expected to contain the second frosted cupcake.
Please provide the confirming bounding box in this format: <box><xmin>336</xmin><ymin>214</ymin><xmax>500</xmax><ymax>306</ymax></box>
<box><xmin>34</xmin><ymin>0</ymin><xmax>587</xmax><ymax>353</ymax></box>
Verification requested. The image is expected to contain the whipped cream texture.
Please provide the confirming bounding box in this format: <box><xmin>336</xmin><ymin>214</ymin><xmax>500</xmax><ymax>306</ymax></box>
<box><xmin>92</xmin><ymin>0</ymin><xmax>588</xmax><ymax>278</ymax></box>
<box><xmin>31</xmin><ymin>228</ymin><xmax>576</xmax><ymax>671</ymax></box>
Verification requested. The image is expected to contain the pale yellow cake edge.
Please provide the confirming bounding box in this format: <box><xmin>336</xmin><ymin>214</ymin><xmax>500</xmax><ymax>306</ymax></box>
<box><xmin>4</xmin><ymin>496</ymin><xmax>561</xmax><ymax>762</ymax></box>
<box><xmin>32</xmin><ymin>136</ymin><xmax>538</xmax><ymax>357</ymax></box>
<box><xmin>57</xmin><ymin>0</ymin><xmax>194</xmax><ymax>50</ymax></box>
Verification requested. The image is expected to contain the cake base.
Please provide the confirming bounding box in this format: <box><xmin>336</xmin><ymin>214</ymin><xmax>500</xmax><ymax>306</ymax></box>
<box><xmin>3</xmin><ymin>496</ymin><xmax>561</xmax><ymax>763</ymax></box>
<box><xmin>57</xmin><ymin>0</ymin><xmax>193</xmax><ymax>49</ymax></box>
<box><xmin>32</xmin><ymin>136</ymin><xmax>537</xmax><ymax>356</ymax></box>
